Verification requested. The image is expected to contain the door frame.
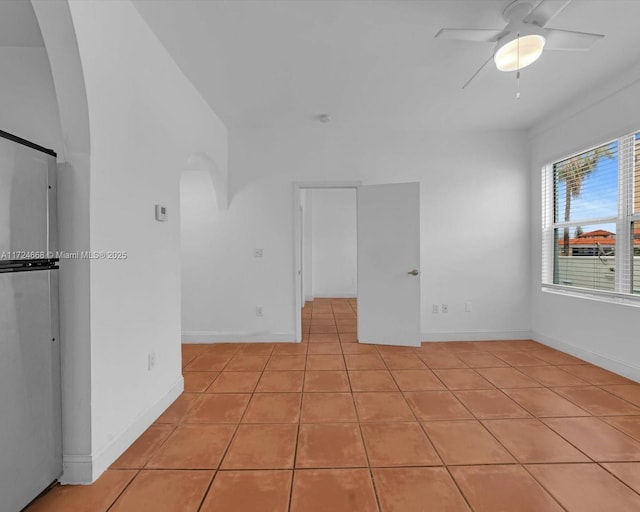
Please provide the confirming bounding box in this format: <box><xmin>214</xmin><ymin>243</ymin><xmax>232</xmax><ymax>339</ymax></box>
<box><xmin>293</xmin><ymin>182</ymin><xmax>361</xmax><ymax>342</ymax></box>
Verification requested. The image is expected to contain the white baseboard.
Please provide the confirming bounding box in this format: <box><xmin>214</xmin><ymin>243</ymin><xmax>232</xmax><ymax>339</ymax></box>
<box><xmin>60</xmin><ymin>376</ymin><xmax>184</xmax><ymax>484</ymax></box>
<box><xmin>60</xmin><ymin>455</ymin><xmax>92</xmax><ymax>485</ymax></box>
<box><xmin>532</xmin><ymin>331</ymin><xmax>640</xmax><ymax>383</ymax></box>
<box><xmin>312</xmin><ymin>294</ymin><xmax>356</xmax><ymax>299</ymax></box>
<box><xmin>304</xmin><ymin>295</ymin><xmax>314</xmax><ymax>302</ymax></box>
<box><xmin>182</xmin><ymin>331</ymin><xmax>297</xmax><ymax>343</ymax></box>
<box><xmin>421</xmin><ymin>330</ymin><xmax>532</xmax><ymax>342</ymax></box>
<box><xmin>360</xmin><ymin>339</ymin><xmax>421</xmax><ymax>348</ymax></box>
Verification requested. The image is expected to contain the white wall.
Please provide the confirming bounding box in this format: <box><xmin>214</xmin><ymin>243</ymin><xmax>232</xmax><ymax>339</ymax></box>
<box><xmin>181</xmin><ymin>120</ymin><xmax>531</xmax><ymax>342</ymax></box>
<box><xmin>33</xmin><ymin>0</ymin><xmax>229</xmax><ymax>482</ymax></box>
<box><xmin>529</xmin><ymin>67</ymin><xmax>640</xmax><ymax>382</ymax></box>
<box><xmin>413</xmin><ymin>130</ymin><xmax>531</xmax><ymax>340</ymax></box>
<box><xmin>0</xmin><ymin>47</ymin><xmax>64</xmax><ymax>153</ymax></box>
<box><xmin>311</xmin><ymin>188</ymin><xmax>357</xmax><ymax>298</ymax></box>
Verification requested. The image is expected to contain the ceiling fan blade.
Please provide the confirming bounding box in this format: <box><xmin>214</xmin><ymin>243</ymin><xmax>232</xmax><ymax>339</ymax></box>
<box><xmin>462</xmin><ymin>54</ymin><xmax>494</xmax><ymax>89</ymax></box>
<box><xmin>544</xmin><ymin>28</ymin><xmax>604</xmax><ymax>50</ymax></box>
<box><xmin>435</xmin><ymin>28</ymin><xmax>505</xmax><ymax>43</ymax></box>
<box><xmin>523</xmin><ymin>0</ymin><xmax>572</xmax><ymax>27</ymax></box>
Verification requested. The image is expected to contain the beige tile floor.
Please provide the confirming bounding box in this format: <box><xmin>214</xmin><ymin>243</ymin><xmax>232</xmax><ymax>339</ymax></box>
<box><xmin>26</xmin><ymin>298</ymin><xmax>640</xmax><ymax>511</ymax></box>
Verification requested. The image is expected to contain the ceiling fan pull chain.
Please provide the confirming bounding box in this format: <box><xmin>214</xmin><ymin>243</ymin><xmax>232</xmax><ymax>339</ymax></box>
<box><xmin>516</xmin><ymin>33</ymin><xmax>521</xmax><ymax>100</ymax></box>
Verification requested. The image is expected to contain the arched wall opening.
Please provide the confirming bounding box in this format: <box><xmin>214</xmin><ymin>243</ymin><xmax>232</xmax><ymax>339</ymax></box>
<box><xmin>32</xmin><ymin>0</ymin><xmax>229</xmax><ymax>484</ymax></box>
<box><xmin>180</xmin><ymin>154</ymin><xmax>224</xmax><ymax>343</ymax></box>
<box><xmin>31</xmin><ymin>0</ymin><xmax>93</xmax><ymax>484</ymax></box>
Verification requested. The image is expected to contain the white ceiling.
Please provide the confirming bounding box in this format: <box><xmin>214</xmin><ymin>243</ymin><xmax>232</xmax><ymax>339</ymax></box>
<box><xmin>5</xmin><ymin>1</ymin><xmax>640</xmax><ymax>132</ymax></box>
<box><xmin>132</xmin><ymin>0</ymin><xmax>640</xmax><ymax>132</ymax></box>
<box><xmin>0</xmin><ymin>0</ymin><xmax>43</xmax><ymax>47</ymax></box>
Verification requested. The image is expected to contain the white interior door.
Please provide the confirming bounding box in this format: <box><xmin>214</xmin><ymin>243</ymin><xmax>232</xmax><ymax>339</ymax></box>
<box><xmin>357</xmin><ymin>182</ymin><xmax>421</xmax><ymax>346</ymax></box>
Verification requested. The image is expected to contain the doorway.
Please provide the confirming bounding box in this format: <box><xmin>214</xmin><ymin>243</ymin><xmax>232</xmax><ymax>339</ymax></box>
<box><xmin>294</xmin><ymin>181</ymin><xmax>422</xmax><ymax>347</ymax></box>
<box><xmin>294</xmin><ymin>182</ymin><xmax>360</xmax><ymax>342</ymax></box>
<box><xmin>303</xmin><ymin>188</ymin><xmax>357</xmax><ymax>342</ymax></box>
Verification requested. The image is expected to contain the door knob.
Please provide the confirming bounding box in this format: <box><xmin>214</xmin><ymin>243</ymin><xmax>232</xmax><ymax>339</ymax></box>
<box><xmin>407</xmin><ymin>269</ymin><xmax>419</xmax><ymax>276</ymax></box>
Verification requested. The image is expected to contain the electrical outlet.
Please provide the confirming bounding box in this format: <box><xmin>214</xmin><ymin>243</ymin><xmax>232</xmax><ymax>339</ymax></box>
<box><xmin>148</xmin><ymin>352</ymin><xmax>157</xmax><ymax>371</ymax></box>
<box><xmin>441</xmin><ymin>304</ymin><xmax>448</xmax><ymax>313</ymax></box>
<box><xmin>432</xmin><ymin>304</ymin><xmax>439</xmax><ymax>314</ymax></box>
<box><xmin>253</xmin><ymin>248</ymin><xmax>264</xmax><ymax>258</ymax></box>
<box><xmin>465</xmin><ymin>301</ymin><xmax>472</xmax><ymax>313</ymax></box>
<box><xmin>256</xmin><ymin>306</ymin><xmax>264</xmax><ymax>317</ymax></box>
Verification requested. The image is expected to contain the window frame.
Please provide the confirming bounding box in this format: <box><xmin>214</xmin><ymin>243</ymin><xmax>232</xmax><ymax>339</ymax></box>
<box><xmin>541</xmin><ymin>131</ymin><xmax>640</xmax><ymax>305</ymax></box>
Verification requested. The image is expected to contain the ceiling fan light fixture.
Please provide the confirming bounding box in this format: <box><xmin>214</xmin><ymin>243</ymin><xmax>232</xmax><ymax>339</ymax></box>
<box><xmin>494</xmin><ymin>33</ymin><xmax>546</xmax><ymax>72</ymax></box>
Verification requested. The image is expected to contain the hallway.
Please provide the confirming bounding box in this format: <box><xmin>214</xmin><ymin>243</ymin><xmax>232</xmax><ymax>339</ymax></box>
<box><xmin>27</xmin><ymin>298</ymin><xmax>640</xmax><ymax>511</ymax></box>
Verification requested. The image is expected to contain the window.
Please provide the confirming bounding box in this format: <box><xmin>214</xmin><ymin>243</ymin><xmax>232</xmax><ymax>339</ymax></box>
<box><xmin>542</xmin><ymin>131</ymin><xmax>640</xmax><ymax>299</ymax></box>
<box><xmin>634</xmin><ymin>132</ymin><xmax>640</xmax><ymax>293</ymax></box>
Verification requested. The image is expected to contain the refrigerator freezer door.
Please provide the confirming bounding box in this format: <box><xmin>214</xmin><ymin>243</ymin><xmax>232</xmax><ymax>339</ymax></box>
<box><xmin>0</xmin><ymin>137</ymin><xmax>52</xmax><ymax>260</ymax></box>
<box><xmin>0</xmin><ymin>270</ymin><xmax>61</xmax><ymax>512</ymax></box>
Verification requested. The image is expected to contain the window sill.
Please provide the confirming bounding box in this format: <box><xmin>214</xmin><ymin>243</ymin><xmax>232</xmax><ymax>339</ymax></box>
<box><xmin>541</xmin><ymin>284</ymin><xmax>640</xmax><ymax>307</ymax></box>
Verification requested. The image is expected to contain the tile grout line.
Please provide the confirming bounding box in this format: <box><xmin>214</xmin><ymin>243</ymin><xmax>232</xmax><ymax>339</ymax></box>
<box><xmin>104</xmin><ymin>469</ymin><xmax>142</xmax><ymax>512</ymax></box>
<box><xmin>216</xmin><ymin>329</ymin><xmax>635</xmax><ymax>507</ymax></box>
<box><xmin>510</xmin><ymin>347</ymin><xmax>640</xmax><ymax>464</ymax></box>
<box><xmin>517</xmin><ymin>463</ymin><xmax>571</xmax><ymax>512</ymax></box>
<box><xmin>593</xmin><ymin>383</ymin><xmax>640</xmax><ymax>411</ymax></box>
<box><xmin>342</xmin><ymin>301</ymin><xmax>382</xmax><ymax>512</ymax></box>
<box><xmin>29</xmin><ymin>300</ymin><xmax>640</xmax><ymax>511</ymax></box>
<box><xmin>442</xmin><ymin>465</ymin><xmax>476</xmax><ymax>512</ymax></box>
<box><xmin>287</xmin><ymin>417</ymin><xmax>302</xmax><ymax>512</ymax></box>
<box><xmin>595</xmin><ymin>461</ymin><xmax>640</xmax><ymax>498</ymax></box>
<box><xmin>332</xmin><ymin>300</ymin><xmax>383</xmax><ymax>512</ymax></box>
<box><xmin>545</xmin><ymin>385</ymin><xmax>637</xmax><ymax>419</ymax></box>
<box><xmin>289</xmin><ymin>299</ymin><xmax>309</xmax><ymax>512</ymax></box>
<box><xmin>194</xmin><ymin>357</ymin><xmax>260</xmax><ymax>512</ymax></box>
<box><xmin>378</xmin><ymin>345</ymin><xmax>479</xmax><ymax>511</ymax></box>
<box><xmin>193</xmin><ymin>471</ymin><xmax>217</xmax><ymax>512</ymax></box>
<box><xmin>138</xmin><ymin>423</ymin><xmax>181</xmax><ymax>471</ymax></box>
<box><xmin>443</xmin><ymin>358</ymin><xmax>614</xmax><ymax>475</ymax></box>
<box><xmin>386</xmin><ymin>343</ymin><xmax>597</xmax><ymax>510</ymax></box>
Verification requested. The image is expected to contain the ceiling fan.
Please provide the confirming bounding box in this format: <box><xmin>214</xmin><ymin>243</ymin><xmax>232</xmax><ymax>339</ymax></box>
<box><xmin>435</xmin><ymin>0</ymin><xmax>604</xmax><ymax>89</ymax></box>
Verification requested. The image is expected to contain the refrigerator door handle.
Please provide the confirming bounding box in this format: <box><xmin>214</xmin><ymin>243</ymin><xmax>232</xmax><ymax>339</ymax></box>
<box><xmin>0</xmin><ymin>259</ymin><xmax>59</xmax><ymax>274</ymax></box>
